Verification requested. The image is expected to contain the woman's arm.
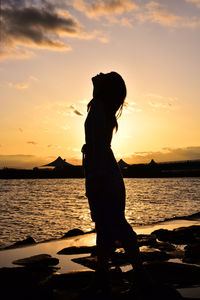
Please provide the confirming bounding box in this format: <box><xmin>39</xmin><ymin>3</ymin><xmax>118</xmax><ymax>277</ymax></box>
<box><xmin>89</xmin><ymin>100</ymin><xmax>109</xmax><ymax>180</ymax></box>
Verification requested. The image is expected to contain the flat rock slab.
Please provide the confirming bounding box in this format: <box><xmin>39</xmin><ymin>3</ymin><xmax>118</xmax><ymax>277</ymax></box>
<box><xmin>72</xmin><ymin>249</ymin><xmax>170</xmax><ymax>270</ymax></box>
<box><xmin>46</xmin><ymin>270</ymin><xmax>95</xmax><ymax>290</ymax></box>
<box><xmin>5</xmin><ymin>236</ymin><xmax>36</xmax><ymax>249</ymax></box>
<box><xmin>141</xmin><ymin>248</ymin><xmax>170</xmax><ymax>262</ymax></box>
<box><xmin>0</xmin><ymin>266</ymin><xmax>196</xmax><ymax>300</ymax></box>
<box><xmin>137</xmin><ymin>234</ymin><xmax>157</xmax><ymax>247</ymax></box>
<box><xmin>73</xmin><ymin>256</ymin><xmax>98</xmax><ymax>270</ymax></box>
<box><xmin>151</xmin><ymin>226</ymin><xmax>200</xmax><ymax>245</ymax></box>
<box><xmin>141</xmin><ymin>262</ymin><xmax>200</xmax><ymax>288</ymax></box>
<box><xmin>72</xmin><ymin>257</ymin><xmax>200</xmax><ymax>288</ymax></box>
<box><xmin>153</xmin><ymin>241</ymin><xmax>176</xmax><ymax>252</ymax></box>
<box><xmin>13</xmin><ymin>254</ymin><xmax>59</xmax><ymax>267</ymax></box>
<box><xmin>44</xmin><ymin>269</ymin><xmax>183</xmax><ymax>300</ymax></box>
<box><xmin>62</xmin><ymin>228</ymin><xmax>85</xmax><ymax>238</ymax></box>
<box><xmin>57</xmin><ymin>246</ymin><xmax>96</xmax><ymax>255</ymax></box>
<box><xmin>0</xmin><ymin>266</ymin><xmax>56</xmax><ymax>300</ymax></box>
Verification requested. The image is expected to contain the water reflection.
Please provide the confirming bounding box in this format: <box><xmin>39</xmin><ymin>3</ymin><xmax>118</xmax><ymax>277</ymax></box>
<box><xmin>0</xmin><ymin>177</ymin><xmax>200</xmax><ymax>247</ymax></box>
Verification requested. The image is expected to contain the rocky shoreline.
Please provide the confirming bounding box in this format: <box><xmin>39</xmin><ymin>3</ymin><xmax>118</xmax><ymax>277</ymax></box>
<box><xmin>1</xmin><ymin>211</ymin><xmax>200</xmax><ymax>251</ymax></box>
<box><xmin>0</xmin><ymin>222</ymin><xmax>200</xmax><ymax>299</ymax></box>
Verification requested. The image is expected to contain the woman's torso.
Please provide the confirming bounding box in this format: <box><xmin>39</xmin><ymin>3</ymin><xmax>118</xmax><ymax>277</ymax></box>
<box><xmin>84</xmin><ymin>99</ymin><xmax>121</xmax><ymax>178</ymax></box>
<box><xmin>83</xmin><ymin>98</ymin><xmax>126</xmax><ymax>221</ymax></box>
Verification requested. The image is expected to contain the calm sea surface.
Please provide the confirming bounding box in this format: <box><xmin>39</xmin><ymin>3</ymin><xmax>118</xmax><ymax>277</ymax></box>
<box><xmin>0</xmin><ymin>177</ymin><xmax>200</xmax><ymax>248</ymax></box>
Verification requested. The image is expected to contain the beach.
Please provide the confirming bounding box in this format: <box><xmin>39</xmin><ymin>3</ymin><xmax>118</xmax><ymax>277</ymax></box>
<box><xmin>1</xmin><ymin>217</ymin><xmax>200</xmax><ymax>299</ymax></box>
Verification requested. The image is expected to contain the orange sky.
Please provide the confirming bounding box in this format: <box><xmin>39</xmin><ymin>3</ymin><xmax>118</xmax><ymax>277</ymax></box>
<box><xmin>1</xmin><ymin>0</ymin><xmax>200</xmax><ymax>168</ymax></box>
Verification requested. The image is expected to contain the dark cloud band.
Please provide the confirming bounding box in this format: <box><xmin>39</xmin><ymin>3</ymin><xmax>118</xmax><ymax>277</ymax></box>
<box><xmin>1</xmin><ymin>1</ymin><xmax>81</xmax><ymax>59</ymax></box>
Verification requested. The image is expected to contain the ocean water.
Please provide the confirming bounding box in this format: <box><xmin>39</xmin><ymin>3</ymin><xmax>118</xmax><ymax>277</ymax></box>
<box><xmin>0</xmin><ymin>177</ymin><xmax>200</xmax><ymax>248</ymax></box>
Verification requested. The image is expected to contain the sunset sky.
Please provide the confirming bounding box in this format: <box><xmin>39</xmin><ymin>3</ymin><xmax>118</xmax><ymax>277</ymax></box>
<box><xmin>1</xmin><ymin>0</ymin><xmax>200</xmax><ymax>168</ymax></box>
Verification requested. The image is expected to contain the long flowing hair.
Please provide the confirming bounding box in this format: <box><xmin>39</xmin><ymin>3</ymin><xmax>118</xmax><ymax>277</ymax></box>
<box><xmin>87</xmin><ymin>72</ymin><xmax>126</xmax><ymax>132</ymax></box>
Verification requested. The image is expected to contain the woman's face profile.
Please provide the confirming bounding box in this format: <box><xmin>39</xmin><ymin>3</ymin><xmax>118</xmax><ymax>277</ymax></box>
<box><xmin>92</xmin><ymin>72</ymin><xmax>111</xmax><ymax>97</ymax></box>
<box><xmin>92</xmin><ymin>72</ymin><xmax>105</xmax><ymax>84</ymax></box>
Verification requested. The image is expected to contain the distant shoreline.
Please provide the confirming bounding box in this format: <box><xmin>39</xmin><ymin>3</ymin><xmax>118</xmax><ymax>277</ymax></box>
<box><xmin>1</xmin><ymin>158</ymin><xmax>200</xmax><ymax>179</ymax></box>
<box><xmin>0</xmin><ymin>168</ymin><xmax>200</xmax><ymax>179</ymax></box>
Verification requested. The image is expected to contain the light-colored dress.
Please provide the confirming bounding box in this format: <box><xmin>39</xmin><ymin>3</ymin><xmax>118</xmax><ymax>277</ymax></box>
<box><xmin>82</xmin><ymin>98</ymin><xmax>135</xmax><ymax>249</ymax></box>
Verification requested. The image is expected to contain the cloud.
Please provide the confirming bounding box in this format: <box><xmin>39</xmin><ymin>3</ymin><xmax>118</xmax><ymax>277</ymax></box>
<box><xmin>137</xmin><ymin>1</ymin><xmax>200</xmax><ymax>28</ymax></box>
<box><xmin>1</xmin><ymin>1</ymin><xmax>104</xmax><ymax>60</ymax></box>
<box><xmin>144</xmin><ymin>93</ymin><xmax>178</xmax><ymax>111</ymax></box>
<box><xmin>70</xmin><ymin>104</ymin><xmax>83</xmax><ymax>116</ymax></box>
<box><xmin>59</xmin><ymin>103</ymin><xmax>83</xmax><ymax>117</ymax></box>
<box><xmin>73</xmin><ymin>0</ymin><xmax>138</xmax><ymax>19</ymax></box>
<box><xmin>123</xmin><ymin>146</ymin><xmax>200</xmax><ymax>164</ymax></box>
<box><xmin>123</xmin><ymin>101</ymin><xmax>142</xmax><ymax>114</ymax></box>
<box><xmin>186</xmin><ymin>0</ymin><xmax>200</xmax><ymax>8</ymax></box>
<box><xmin>8</xmin><ymin>75</ymin><xmax>38</xmax><ymax>90</ymax></box>
<box><xmin>0</xmin><ymin>154</ymin><xmax>57</xmax><ymax>169</ymax></box>
<box><xmin>27</xmin><ymin>141</ymin><xmax>38</xmax><ymax>145</ymax></box>
<box><xmin>139</xmin><ymin>1</ymin><xmax>180</xmax><ymax>26</ymax></box>
<box><xmin>8</xmin><ymin>82</ymin><xmax>29</xmax><ymax>89</ymax></box>
<box><xmin>73</xmin><ymin>0</ymin><xmax>200</xmax><ymax>28</ymax></box>
<box><xmin>47</xmin><ymin>144</ymin><xmax>61</xmax><ymax>148</ymax></box>
<box><xmin>36</xmin><ymin>101</ymin><xmax>84</xmax><ymax>120</ymax></box>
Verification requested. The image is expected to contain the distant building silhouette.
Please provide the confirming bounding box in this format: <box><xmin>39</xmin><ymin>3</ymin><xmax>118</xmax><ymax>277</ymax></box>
<box><xmin>42</xmin><ymin>156</ymin><xmax>76</xmax><ymax>169</ymax></box>
<box><xmin>118</xmin><ymin>159</ymin><xmax>129</xmax><ymax>169</ymax></box>
<box><xmin>0</xmin><ymin>157</ymin><xmax>200</xmax><ymax>179</ymax></box>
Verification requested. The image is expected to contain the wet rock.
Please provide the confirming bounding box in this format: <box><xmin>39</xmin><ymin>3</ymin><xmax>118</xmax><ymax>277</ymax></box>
<box><xmin>118</xmin><ymin>283</ymin><xmax>183</xmax><ymax>300</ymax></box>
<box><xmin>114</xmin><ymin>247</ymin><xmax>171</xmax><ymax>263</ymax></box>
<box><xmin>44</xmin><ymin>268</ymin><xmax>183</xmax><ymax>300</ymax></box>
<box><xmin>150</xmin><ymin>242</ymin><xmax>184</xmax><ymax>259</ymax></box>
<box><xmin>174</xmin><ymin>226</ymin><xmax>200</xmax><ymax>242</ymax></box>
<box><xmin>0</xmin><ymin>262</ymin><xmax>197</xmax><ymax>300</ymax></box>
<box><xmin>72</xmin><ymin>248</ymin><xmax>170</xmax><ymax>270</ymax></box>
<box><xmin>135</xmin><ymin>261</ymin><xmax>200</xmax><ymax>288</ymax></box>
<box><xmin>183</xmin><ymin>243</ymin><xmax>200</xmax><ymax>264</ymax></box>
<box><xmin>137</xmin><ymin>234</ymin><xmax>157</xmax><ymax>247</ymax></box>
<box><xmin>45</xmin><ymin>270</ymin><xmax>94</xmax><ymax>290</ymax></box>
<box><xmin>0</xmin><ymin>266</ymin><xmax>55</xmax><ymax>300</ymax></box>
<box><xmin>151</xmin><ymin>227</ymin><xmax>197</xmax><ymax>245</ymax></box>
<box><xmin>5</xmin><ymin>236</ymin><xmax>36</xmax><ymax>249</ymax></box>
<box><xmin>141</xmin><ymin>248</ymin><xmax>170</xmax><ymax>262</ymax></box>
<box><xmin>44</xmin><ymin>267</ymin><xmax>183</xmax><ymax>300</ymax></box>
<box><xmin>153</xmin><ymin>241</ymin><xmax>176</xmax><ymax>252</ymax></box>
<box><xmin>185</xmin><ymin>243</ymin><xmax>200</xmax><ymax>258</ymax></box>
<box><xmin>62</xmin><ymin>228</ymin><xmax>85</xmax><ymax>238</ymax></box>
<box><xmin>151</xmin><ymin>229</ymin><xmax>170</xmax><ymax>242</ymax></box>
<box><xmin>72</xmin><ymin>256</ymin><xmax>97</xmax><ymax>270</ymax></box>
<box><xmin>44</xmin><ymin>269</ymin><xmax>126</xmax><ymax>299</ymax></box>
<box><xmin>13</xmin><ymin>254</ymin><xmax>59</xmax><ymax>267</ymax></box>
<box><xmin>168</xmin><ymin>250</ymin><xmax>185</xmax><ymax>259</ymax></box>
<box><xmin>57</xmin><ymin>245</ymin><xmax>96</xmax><ymax>255</ymax></box>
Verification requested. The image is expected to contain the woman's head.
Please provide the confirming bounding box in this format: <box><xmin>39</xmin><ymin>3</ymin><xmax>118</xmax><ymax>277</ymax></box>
<box><xmin>90</xmin><ymin>71</ymin><xmax>126</xmax><ymax>131</ymax></box>
<box><xmin>92</xmin><ymin>71</ymin><xmax>126</xmax><ymax>113</ymax></box>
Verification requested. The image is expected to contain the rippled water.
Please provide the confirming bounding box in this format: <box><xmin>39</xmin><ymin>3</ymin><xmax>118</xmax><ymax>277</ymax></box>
<box><xmin>0</xmin><ymin>178</ymin><xmax>200</xmax><ymax>248</ymax></box>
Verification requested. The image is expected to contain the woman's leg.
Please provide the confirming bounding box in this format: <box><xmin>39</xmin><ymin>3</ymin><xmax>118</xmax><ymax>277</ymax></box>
<box><xmin>95</xmin><ymin>221</ymin><xmax>115</xmax><ymax>272</ymax></box>
<box><xmin>119</xmin><ymin>219</ymin><xmax>144</xmax><ymax>271</ymax></box>
<box><xmin>86</xmin><ymin>222</ymin><xmax>113</xmax><ymax>293</ymax></box>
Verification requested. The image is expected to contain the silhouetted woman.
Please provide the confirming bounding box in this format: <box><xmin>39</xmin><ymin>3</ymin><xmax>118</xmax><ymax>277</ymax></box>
<box><xmin>82</xmin><ymin>71</ymin><xmax>144</xmax><ymax>293</ymax></box>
